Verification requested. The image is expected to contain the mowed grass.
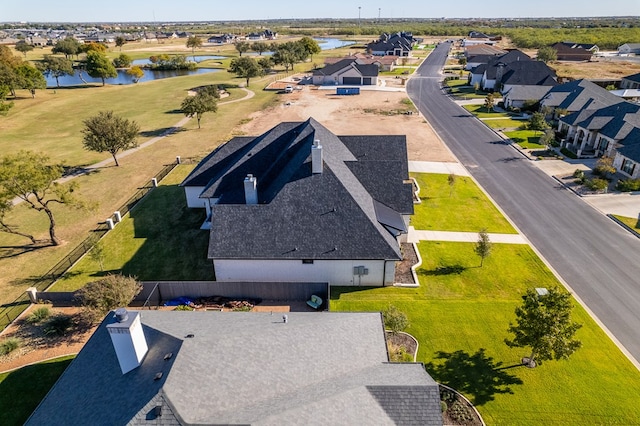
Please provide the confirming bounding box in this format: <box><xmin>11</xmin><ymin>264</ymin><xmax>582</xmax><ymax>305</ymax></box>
<box><xmin>331</xmin><ymin>241</ymin><xmax>640</xmax><ymax>425</ymax></box>
<box><xmin>462</xmin><ymin>104</ymin><xmax>512</xmax><ymax>119</ymax></box>
<box><xmin>52</xmin><ymin>165</ymin><xmax>212</xmax><ymax>292</ymax></box>
<box><xmin>482</xmin><ymin>118</ymin><xmax>526</xmax><ymax>130</ymax></box>
<box><xmin>612</xmin><ymin>215</ymin><xmax>640</xmax><ymax>230</ymax></box>
<box><xmin>0</xmin><ymin>355</ymin><xmax>74</xmax><ymax>426</ymax></box>
<box><xmin>410</xmin><ymin>173</ymin><xmax>516</xmax><ymax>233</ymax></box>
<box><xmin>504</xmin><ymin>130</ymin><xmax>545</xmax><ymax>149</ymax></box>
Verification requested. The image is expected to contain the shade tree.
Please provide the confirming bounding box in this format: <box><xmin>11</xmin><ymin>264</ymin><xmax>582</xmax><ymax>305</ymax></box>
<box><xmin>82</xmin><ymin>111</ymin><xmax>140</xmax><ymax>166</ymax></box>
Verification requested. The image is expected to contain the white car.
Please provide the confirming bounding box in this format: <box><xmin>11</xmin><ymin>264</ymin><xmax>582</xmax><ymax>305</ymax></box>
<box><xmin>284</xmin><ymin>85</ymin><xmax>293</xmax><ymax>93</ymax></box>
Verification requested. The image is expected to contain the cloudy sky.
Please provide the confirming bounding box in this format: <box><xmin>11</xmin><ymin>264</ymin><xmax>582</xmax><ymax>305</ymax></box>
<box><xmin>3</xmin><ymin>0</ymin><xmax>640</xmax><ymax>22</ymax></box>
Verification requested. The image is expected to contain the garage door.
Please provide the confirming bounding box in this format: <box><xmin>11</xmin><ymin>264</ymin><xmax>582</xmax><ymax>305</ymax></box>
<box><xmin>363</xmin><ymin>78</ymin><xmax>372</xmax><ymax>85</ymax></box>
<box><xmin>342</xmin><ymin>77</ymin><xmax>361</xmax><ymax>85</ymax></box>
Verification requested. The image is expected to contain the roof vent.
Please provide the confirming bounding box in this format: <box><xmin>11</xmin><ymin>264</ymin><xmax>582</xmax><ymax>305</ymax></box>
<box><xmin>185</xmin><ymin>333</ymin><xmax>195</xmax><ymax>338</ymax></box>
<box><xmin>164</xmin><ymin>352</ymin><xmax>173</xmax><ymax>361</ymax></box>
<box><xmin>114</xmin><ymin>307</ymin><xmax>128</xmax><ymax>322</ymax></box>
<box><xmin>154</xmin><ymin>372</ymin><xmax>163</xmax><ymax>381</ymax></box>
<box><xmin>283</xmin><ymin>315</ymin><xmax>288</xmax><ymax>323</ymax></box>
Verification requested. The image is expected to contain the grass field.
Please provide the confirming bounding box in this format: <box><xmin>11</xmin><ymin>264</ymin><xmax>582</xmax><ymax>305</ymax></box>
<box><xmin>0</xmin><ymin>355</ymin><xmax>74</xmax><ymax>426</ymax></box>
<box><xmin>482</xmin><ymin>118</ymin><xmax>526</xmax><ymax>130</ymax></box>
<box><xmin>444</xmin><ymin>79</ymin><xmax>487</xmax><ymax>99</ymax></box>
<box><xmin>331</xmin><ymin>241</ymin><xmax>640</xmax><ymax>425</ymax></box>
<box><xmin>504</xmin><ymin>130</ymin><xmax>544</xmax><ymax>149</ymax></box>
<box><xmin>462</xmin><ymin>104</ymin><xmax>513</xmax><ymax>119</ymax></box>
<box><xmin>410</xmin><ymin>173</ymin><xmax>516</xmax><ymax>233</ymax></box>
<box><xmin>612</xmin><ymin>214</ymin><xmax>640</xmax><ymax>230</ymax></box>
<box><xmin>52</xmin><ymin>165</ymin><xmax>212</xmax><ymax>291</ymax></box>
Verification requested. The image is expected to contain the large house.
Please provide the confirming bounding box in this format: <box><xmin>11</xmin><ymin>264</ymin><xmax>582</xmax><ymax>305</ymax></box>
<box><xmin>324</xmin><ymin>53</ymin><xmax>398</xmax><ymax>72</ymax></box>
<box><xmin>181</xmin><ymin>119</ymin><xmax>413</xmax><ymax>286</ymax></box>
<box><xmin>618</xmin><ymin>43</ymin><xmax>640</xmax><ymax>55</ymax></box>
<box><xmin>27</xmin><ymin>310</ymin><xmax>443</xmax><ymax>425</ymax></box>
<box><xmin>540</xmin><ymin>79</ymin><xmax>621</xmax><ymax>118</ymax></box>
<box><xmin>312</xmin><ymin>58</ymin><xmax>379</xmax><ymax>85</ymax></box>
<box><xmin>550</xmin><ymin>42</ymin><xmax>594</xmax><ymax>61</ymax></box>
<box><xmin>620</xmin><ymin>72</ymin><xmax>640</xmax><ymax>90</ymax></box>
<box><xmin>367</xmin><ymin>32</ymin><xmax>418</xmax><ymax>57</ymax></box>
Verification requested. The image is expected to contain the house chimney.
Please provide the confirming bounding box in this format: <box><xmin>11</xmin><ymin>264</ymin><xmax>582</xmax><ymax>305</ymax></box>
<box><xmin>107</xmin><ymin>308</ymin><xmax>148</xmax><ymax>375</ymax></box>
<box><xmin>244</xmin><ymin>174</ymin><xmax>258</xmax><ymax>204</ymax></box>
<box><xmin>312</xmin><ymin>140</ymin><xmax>323</xmax><ymax>174</ymax></box>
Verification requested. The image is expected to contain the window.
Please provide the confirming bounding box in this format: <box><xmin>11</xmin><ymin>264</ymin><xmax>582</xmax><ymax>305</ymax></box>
<box><xmin>302</xmin><ymin>259</ymin><xmax>314</xmax><ymax>264</ymax></box>
<box><xmin>622</xmin><ymin>159</ymin><xmax>636</xmax><ymax>176</ymax></box>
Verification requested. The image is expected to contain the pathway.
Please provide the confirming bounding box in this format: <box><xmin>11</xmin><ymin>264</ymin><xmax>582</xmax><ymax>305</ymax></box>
<box><xmin>407</xmin><ymin>227</ymin><xmax>526</xmax><ymax>244</ymax></box>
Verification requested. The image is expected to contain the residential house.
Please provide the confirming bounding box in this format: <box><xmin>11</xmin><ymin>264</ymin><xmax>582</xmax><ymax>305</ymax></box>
<box><xmin>324</xmin><ymin>53</ymin><xmax>398</xmax><ymax>72</ymax></box>
<box><xmin>558</xmin><ymin>101</ymin><xmax>640</xmax><ymax>158</ymax></box>
<box><xmin>503</xmin><ymin>85</ymin><xmax>555</xmax><ymax>109</ymax></box>
<box><xmin>367</xmin><ymin>32</ymin><xmax>417</xmax><ymax>57</ymax></box>
<box><xmin>27</xmin><ymin>310</ymin><xmax>443</xmax><ymax>425</ymax></box>
<box><xmin>313</xmin><ymin>58</ymin><xmax>379</xmax><ymax>86</ymax></box>
<box><xmin>540</xmin><ymin>79</ymin><xmax>621</xmax><ymax>118</ymax></box>
<box><xmin>464</xmin><ymin>44</ymin><xmax>506</xmax><ymax>58</ymax></box>
<box><xmin>462</xmin><ymin>31</ymin><xmax>501</xmax><ymax>47</ymax></box>
<box><xmin>620</xmin><ymin>72</ymin><xmax>640</xmax><ymax>90</ymax></box>
<box><xmin>618</xmin><ymin>43</ymin><xmax>640</xmax><ymax>55</ymax></box>
<box><xmin>550</xmin><ymin>42</ymin><xmax>594</xmax><ymax>61</ymax></box>
<box><xmin>468</xmin><ymin>50</ymin><xmax>530</xmax><ymax>89</ymax></box>
<box><xmin>208</xmin><ymin>33</ymin><xmax>237</xmax><ymax>44</ymax></box>
<box><xmin>246</xmin><ymin>30</ymin><xmax>277</xmax><ymax>41</ymax></box>
<box><xmin>181</xmin><ymin>118</ymin><xmax>413</xmax><ymax>286</ymax></box>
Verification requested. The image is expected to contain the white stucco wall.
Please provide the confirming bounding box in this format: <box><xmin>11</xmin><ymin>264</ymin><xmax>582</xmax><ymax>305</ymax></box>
<box><xmin>213</xmin><ymin>259</ymin><xmax>397</xmax><ymax>286</ymax></box>
<box><xmin>185</xmin><ymin>187</ymin><xmax>206</xmax><ymax>208</ymax></box>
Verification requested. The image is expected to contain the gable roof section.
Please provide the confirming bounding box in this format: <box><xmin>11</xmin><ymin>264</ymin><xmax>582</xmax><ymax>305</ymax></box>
<box><xmin>504</xmin><ymin>85</ymin><xmax>555</xmax><ymax>102</ymax></box>
<box><xmin>28</xmin><ymin>311</ymin><xmax>442</xmax><ymax>426</ymax></box>
<box><xmin>541</xmin><ymin>79</ymin><xmax>621</xmax><ymax>112</ymax></box>
<box><xmin>501</xmin><ymin>61</ymin><xmax>558</xmax><ymax>87</ymax></box>
<box><xmin>314</xmin><ymin>58</ymin><xmax>378</xmax><ymax>78</ymax></box>
<box><xmin>623</xmin><ymin>72</ymin><xmax>640</xmax><ymax>83</ymax></box>
<box><xmin>191</xmin><ymin>118</ymin><xmax>410</xmax><ymax>261</ymax></box>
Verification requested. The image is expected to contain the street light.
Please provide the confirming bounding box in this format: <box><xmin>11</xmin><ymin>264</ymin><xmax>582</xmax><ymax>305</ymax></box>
<box><xmin>358</xmin><ymin>6</ymin><xmax>361</xmax><ymax>28</ymax></box>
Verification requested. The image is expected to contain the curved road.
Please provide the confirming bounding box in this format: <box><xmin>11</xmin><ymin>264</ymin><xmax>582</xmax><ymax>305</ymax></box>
<box><xmin>407</xmin><ymin>42</ymin><xmax>640</xmax><ymax>366</ymax></box>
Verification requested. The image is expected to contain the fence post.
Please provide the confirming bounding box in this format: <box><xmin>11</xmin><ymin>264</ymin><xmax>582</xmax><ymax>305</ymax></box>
<box><xmin>114</xmin><ymin>211</ymin><xmax>122</xmax><ymax>222</ymax></box>
<box><xmin>26</xmin><ymin>287</ymin><xmax>38</xmax><ymax>303</ymax></box>
<box><xmin>176</xmin><ymin>156</ymin><xmax>181</xmax><ymax>164</ymax></box>
<box><xmin>151</xmin><ymin>178</ymin><xmax>158</xmax><ymax>187</ymax></box>
<box><xmin>106</xmin><ymin>218</ymin><xmax>115</xmax><ymax>230</ymax></box>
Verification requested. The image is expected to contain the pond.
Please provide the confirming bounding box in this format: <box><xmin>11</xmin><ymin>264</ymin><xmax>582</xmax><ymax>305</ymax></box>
<box><xmin>315</xmin><ymin>38</ymin><xmax>357</xmax><ymax>50</ymax></box>
<box><xmin>45</xmin><ymin>67</ymin><xmax>220</xmax><ymax>87</ymax></box>
<box><xmin>131</xmin><ymin>55</ymin><xmax>225</xmax><ymax>66</ymax></box>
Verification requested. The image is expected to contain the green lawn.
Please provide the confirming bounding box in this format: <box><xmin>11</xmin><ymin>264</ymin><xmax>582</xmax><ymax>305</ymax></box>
<box><xmin>331</xmin><ymin>241</ymin><xmax>640</xmax><ymax>425</ymax></box>
<box><xmin>463</xmin><ymin>104</ymin><xmax>512</xmax><ymax>119</ymax></box>
<box><xmin>0</xmin><ymin>355</ymin><xmax>74</xmax><ymax>426</ymax></box>
<box><xmin>410</xmin><ymin>173</ymin><xmax>516</xmax><ymax>233</ymax></box>
<box><xmin>52</xmin><ymin>165</ymin><xmax>212</xmax><ymax>292</ymax></box>
<box><xmin>444</xmin><ymin>79</ymin><xmax>486</xmax><ymax>99</ymax></box>
<box><xmin>482</xmin><ymin>118</ymin><xmax>526</xmax><ymax>130</ymax></box>
<box><xmin>504</xmin><ymin>130</ymin><xmax>545</xmax><ymax>149</ymax></box>
<box><xmin>612</xmin><ymin>215</ymin><xmax>640</xmax><ymax>230</ymax></box>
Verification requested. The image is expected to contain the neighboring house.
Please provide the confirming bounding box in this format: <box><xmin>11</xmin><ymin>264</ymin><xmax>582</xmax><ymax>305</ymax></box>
<box><xmin>461</xmin><ymin>31</ymin><xmax>501</xmax><ymax>47</ymax></box>
<box><xmin>208</xmin><ymin>33</ymin><xmax>237</xmax><ymax>44</ymax></box>
<box><xmin>620</xmin><ymin>72</ymin><xmax>640</xmax><ymax>89</ymax></box>
<box><xmin>464</xmin><ymin>43</ymin><xmax>506</xmax><ymax>58</ymax></box>
<box><xmin>368</xmin><ymin>32</ymin><xmax>417</xmax><ymax>57</ymax></box>
<box><xmin>540</xmin><ymin>79</ymin><xmax>621</xmax><ymax>118</ymax></box>
<box><xmin>609</xmin><ymin>88</ymin><xmax>640</xmax><ymax>103</ymax></box>
<box><xmin>618</xmin><ymin>43</ymin><xmax>640</xmax><ymax>55</ymax></box>
<box><xmin>469</xmin><ymin>50</ymin><xmax>556</xmax><ymax>93</ymax></box>
<box><xmin>324</xmin><ymin>54</ymin><xmax>398</xmax><ymax>72</ymax></box>
<box><xmin>550</xmin><ymin>42</ymin><xmax>593</xmax><ymax>61</ymax></box>
<box><xmin>27</xmin><ymin>310</ymin><xmax>443</xmax><ymax>425</ymax></box>
<box><xmin>181</xmin><ymin>118</ymin><xmax>413</xmax><ymax>286</ymax></box>
<box><xmin>558</xmin><ymin>101</ymin><xmax>640</xmax><ymax>158</ymax></box>
<box><xmin>312</xmin><ymin>58</ymin><xmax>379</xmax><ymax>85</ymax></box>
<box><xmin>465</xmin><ymin>53</ymin><xmax>503</xmax><ymax>71</ymax></box>
<box><xmin>246</xmin><ymin>30</ymin><xmax>277</xmax><ymax>41</ymax></box>
<box><xmin>503</xmin><ymin>85</ymin><xmax>555</xmax><ymax>109</ymax></box>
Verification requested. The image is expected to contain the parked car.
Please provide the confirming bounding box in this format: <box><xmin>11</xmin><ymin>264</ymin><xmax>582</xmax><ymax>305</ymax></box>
<box><xmin>284</xmin><ymin>85</ymin><xmax>293</xmax><ymax>93</ymax></box>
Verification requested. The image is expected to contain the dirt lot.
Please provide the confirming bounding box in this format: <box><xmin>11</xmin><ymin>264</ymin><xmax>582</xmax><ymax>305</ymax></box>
<box><xmin>240</xmin><ymin>77</ymin><xmax>457</xmax><ymax>163</ymax></box>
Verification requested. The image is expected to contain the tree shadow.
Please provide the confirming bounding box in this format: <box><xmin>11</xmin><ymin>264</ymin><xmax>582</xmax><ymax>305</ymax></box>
<box><xmin>139</xmin><ymin>127</ymin><xmax>185</xmax><ymax>138</ymax></box>
<box><xmin>164</xmin><ymin>108</ymin><xmax>184</xmax><ymax>114</ymax></box>
<box><xmin>425</xmin><ymin>348</ymin><xmax>524</xmax><ymax>406</ymax></box>
<box><xmin>418</xmin><ymin>264</ymin><xmax>466</xmax><ymax>276</ymax></box>
<box><xmin>0</xmin><ymin>242</ymin><xmax>52</xmax><ymax>259</ymax></box>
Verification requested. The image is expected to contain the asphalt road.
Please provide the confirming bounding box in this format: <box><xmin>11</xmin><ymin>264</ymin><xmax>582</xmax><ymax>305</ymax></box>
<box><xmin>407</xmin><ymin>42</ymin><xmax>640</xmax><ymax>365</ymax></box>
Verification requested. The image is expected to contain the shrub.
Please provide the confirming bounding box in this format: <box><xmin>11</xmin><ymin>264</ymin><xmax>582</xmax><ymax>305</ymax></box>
<box><xmin>440</xmin><ymin>401</ymin><xmax>448</xmax><ymax>412</ymax></box>
<box><xmin>27</xmin><ymin>306</ymin><xmax>51</xmax><ymax>324</ymax></box>
<box><xmin>387</xmin><ymin>342</ymin><xmax>414</xmax><ymax>362</ymax></box>
<box><xmin>174</xmin><ymin>305</ymin><xmax>194</xmax><ymax>311</ymax></box>
<box><xmin>593</xmin><ymin>156</ymin><xmax>616</xmax><ymax>178</ymax></box>
<box><xmin>560</xmin><ymin>147</ymin><xmax>578</xmax><ymax>159</ymax></box>
<box><xmin>43</xmin><ymin>314</ymin><xmax>72</xmax><ymax>336</ymax></box>
<box><xmin>0</xmin><ymin>337</ymin><xmax>21</xmax><ymax>356</ymax></box>
<box><xmin>584</xmin><ymin>178</ymin><xmax>609</xmax><ymax>192</ymax></box>
<box><xmin>382</xmin><ymin>304</ymin><xmax>409</xmax><ymax>334</ymax></box>
<box><xmin>573</xmin><ymin>169</ymin><xmax>585</xmax><ymax>179</ymax></box>
<box><xmin>616</xmin><ymin>179</ymin><xmax>640</xmax><ymax>192</ymax></box>
<box><xmin>75</xmin><ymin>274</ymin><xmax>142</xmax><ymax>321</ymax></box>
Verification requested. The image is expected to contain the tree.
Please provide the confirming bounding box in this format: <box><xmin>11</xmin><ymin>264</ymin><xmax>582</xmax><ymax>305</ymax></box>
<box><xmin>80</xmin><ymin>42</ymin><xmax>107</xmax><ymax>54</ymax></box>
<box><xmin>505</xmin><ymin>287</ymin><xmax>582</xmax><ymax>367</ymax></box>
<box><xmin>594</xmin><ymin>156</ymin><xmax>616</xmax><ymax>179</ymax></box>
<box><xmin>298</xmin><ymin>36</ymin><xmax>321</xmax><ymax>61</ymax></box>
<box><xmin>251</xmin><ymin>41</ymin><xmax>270</xmax><ymax>55</ymax></box>
<box><xmin>112</xmin><ymin>53</ymin><xmax>132</xmax><ymax>68</ymax></box>
<box><xmin>88</xmin><ymin>237</ymin><xmax>106</xmax><ymax>272</ymax></box>
<box><xmin>85</xmin><ymin>51</ymin><xmax>117</xmax><ymax>86</ymax></box>
<box><xmin>258</xmin><ymin>56</ymin><xmax>273</xmax><ymax>73</ymax></box>
<box><xmin>0</xmin><ymin>151</ymin><xmax>79</xmax><ymax>246</ymax></box>
<box><xmin>0</xmin><ymin>45</ymin><xmax>25</xmax><ymax>97</ymax></box>
<box><xmin>528</xmin><ymin>112</ymin><xmax>548</xmax><ymax>133</ymax></box>
<box><xmin>382</xmin><ymin>304</ymin><xmax>409</xmax><ymax>335</ymax></box>
<box><xmin>126</xmin><ymin>65</ymin><xmax>144</xmax><ymax>83</ymax></box>
<box><xmin>474</xmin><ymin>229</ymin><xmax>492</xmax><ymax>267</ymax></box>
<box><xmin>75</xmin><ymin>274</ymin><xmax>142</xmax><ymax>321</ymax></box>
<box><xmin>229</xmin><ymin>56</ymin><xmax>263</xmax><ymax>87</ymax></box>
<box><xmin>0</xmin><ymin>86</ymin><xmax>13</xmax><ymax>115</ymax></box>
<box><xmin>37</xmin><ymin>55</ymin><xmax>74</xmax><ymax>88</ymax></box>
<box><xmin>52</xmin><ymin>37</ymin><xmax>81</xmax><ymax>59</ymax></box>
<box><xmin>234</xmin><ymin>41</ymin><xmax>250</xmax><ymax>56</ymax></box>
<box><xmin>181</xmin><ymin>90</ymin><xmax>218</xmax><ymax>129</ymax></box>
<box><xmin>0</xmin><ymin>195</ymin><xmax>37</xmax><ymax>244</ymax></box>
<box><xmin>537</xmin><ymin>46</ymin><xmax>557</xmax><ymax>63</ymax></box>
<box><xmin>447</xmin><ymin>173</ymin><xmax>456</xmax><ymax>197</ymax></box>
<box><xmin>82</xmin><ymin>111</ymin><xmax>140</xmax><ymax>166</ymax></box>
<box><xmin>540</xmin><ymin>128</ymin><xmax>556</xmax><ymax>150</ymax></box>
<box><xmin>14</xmin><ymin>41</ymin><xmax>34</xmax><ymax>58</ymax></box>
<box><xmin>186</xmin><ymin>35</ymin><xmax>202</xmax><ymax>59</ymax></box>
<box><xmin>15</xmin><ymin>62</ymin><xmax>46</xmax><ymax>98</ymax></box>
<box><xmin>115</xmin><ymin>36</ymin><xmax>127</xmax><ymax>51</ymax></box>
<box><xmin>483</xmin><ymin>92</ymin><xmax>495</xmax><ymax>112</ymax></box>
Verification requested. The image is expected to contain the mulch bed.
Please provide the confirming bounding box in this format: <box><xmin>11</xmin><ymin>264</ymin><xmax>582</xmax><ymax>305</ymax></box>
<box><xmin>394</xmin><ymin>243</ymin><xmax>418</xmax><ymax>284</ymax></box>
<box><xmin>386</xmin><ymin>331</ymin><xmax>418</xmax><ymax>361</ymax></box>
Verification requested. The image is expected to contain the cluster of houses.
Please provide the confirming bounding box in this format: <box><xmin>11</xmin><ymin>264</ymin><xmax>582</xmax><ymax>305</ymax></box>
<box><xmin>26</xmin><ymin>118</ymin><xmax>446</xmax><ymax>424</ymax></box>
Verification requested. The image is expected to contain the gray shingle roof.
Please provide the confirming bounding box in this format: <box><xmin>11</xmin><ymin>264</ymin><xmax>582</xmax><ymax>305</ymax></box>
<box><xmin>313</xmin><ymin>59</ymin><xmax>378</xmax><ymax>78</ymax></box>
<box><xmin>28</xmin><ymin>311</ymin><xmax>442</xmax><ymax>426</ymax></box>
<box><xmin>504</xmin><ymin>85</ymin><xmax>554</xmax><ymax>102</ymax></box>
<box><xmin>501</xmin><ymin>61</ymin><xmax>558</xmax><ymax>87</ymax></box>
<box><xmin>184</xmin><ymin>118</ymin><xmax>411</xmax><ymax>261</ymax></box>
<box><xmin>623</xmin><ymin>72</ymin><xmax>640</xmax><ymax>84</ymax></box>
<box><xmin>541</xmin><ymin>79</ymin><xmax>620</xmax><ymax>112</ymax></box>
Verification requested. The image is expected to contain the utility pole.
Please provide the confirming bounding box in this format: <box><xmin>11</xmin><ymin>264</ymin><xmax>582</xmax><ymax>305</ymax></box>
<box><xmin>358</xmin><ymin>6</ymin><xmax>362</xmax><ymax>28</ymax></box>
<box><xmin>378</xmin><ymin>8</ymin><xmax>381</xmax><ymax>21</ymax></box>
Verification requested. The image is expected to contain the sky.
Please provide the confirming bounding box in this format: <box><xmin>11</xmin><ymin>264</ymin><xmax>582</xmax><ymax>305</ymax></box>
<box><xmin>2</xmin><ymin>0</ymin><xmax>640</xmax><ymax>23</ymax></box>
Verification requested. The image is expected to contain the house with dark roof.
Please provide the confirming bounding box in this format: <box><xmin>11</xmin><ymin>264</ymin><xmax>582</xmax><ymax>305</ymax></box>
<box><xmin>324</xmin><ymin>54</ymin><xmax>398</xmax><ymax>72</ymax></box>
<box><xmin>621</xmin><ymin>72</ymin><xmax>640</xmax><ymax>90</ymax></box>
<box><xmin>618</xmin><ymin>43</ymin><xmax>640</xmax><ymax>55</ymax></box>
<box><xmin>462</xmin><ymin>31</ymin><xmax>501</xmax><ymax>47</ymax></box>
<box><xmin>313</xmin><ymin>58</ymin><xmax>379</xmax><ymax>86</ymax></box>
<box><xmin>27</xmin><ymin>310</ymin><xmax>443</xmax><ymax>425</ymax></box>
<box><xmin>550</xmin><ymin>42</ymin><xmax>594</xmax><ymax>61</ymax></box>
<box><xmin>558</xmin><ymin>101</ymin><xmax>640</xmax><ymax>159</ymax></box>
<box><xmin>367</xmin><ymin>32</ymin><xmax>417</xmax><ymax>57</ymax></box>
<box><xmin>540</xmin><ymin>79</ymin><xmax>622</xmax><ymax>118</ymax></box>
<box><xmin>181</xmin><ymin>118</ymin><xmax>413</xmax><ymax>286</ymax></box>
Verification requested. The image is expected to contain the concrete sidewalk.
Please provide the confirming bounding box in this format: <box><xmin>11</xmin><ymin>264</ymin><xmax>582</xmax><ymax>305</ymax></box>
<box><xmin>407</xmin><ymin>227</ymin><xmax>526</xmax><ymax>244</ymax></box>
<box><xmin>408</xmin><ymin>161</ymin><xmax>470</xmax><ymax>176</ymax></box>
